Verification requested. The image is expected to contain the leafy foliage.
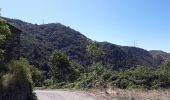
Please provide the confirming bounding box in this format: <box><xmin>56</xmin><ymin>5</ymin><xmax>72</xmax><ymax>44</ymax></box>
<box><xmin>49</xmin><ymin>50</ymin><xmax>79</xmax><ymax>83</ymax></box>
<box><xmin>0</xmin><ymin>18</ymin><xmax>11</xmax><ymax>61</ymax></box>
<box><xmin>152</xmin><ymin>58</ymin><xmax>170</xmax><ymax>88</ymax></box>
<box><xmin>30</xmin><ymin>66</ymin><xmax>44</xmax><ymax>87</ymax></box>
<box><xmin>0</xmin><ymin>19</ymin><xmax>10</xmax><ymax>43</ymax></box>
<box><xmin>86</xmin><ymin>41</ymin><xmax>104</xmax><ymax>62</ymax></box>
<box><xmin>0</xmin><ymin>58</ymin><xmax>36</xmax><ymax>100</ymax></box>
<box><xmin>110</xmin><ymin>60</ymin><xmax>170</xmax><ymax>89</ymax></box>
<box><xmin>9</xmin><ymin>58</ymin><xmax>32</xmax><ymax>83</ymax></box>
<box><xmin>75</xmin><ymin>42</ymin><xmax>112</xmax><ymax>89</ymax></box>
<box><xmin>75</xmin><ymin>62</ymin><xmax>112</xmax><ymax>89</ymax></box>
<box><xmin>110</xmin><ymin>66</ymin><xmax>153</xmax><ymax>89</ymax></box>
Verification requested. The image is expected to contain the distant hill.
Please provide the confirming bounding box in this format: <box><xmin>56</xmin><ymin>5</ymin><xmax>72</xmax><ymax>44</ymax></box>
<box><xmin>3</xmin><ymin>17</ymin><xmax>168</xmax><ymax>71</ymax></box>
<box><xmin>150</xmin><ymin>50</ymin><xmax>170</xmax><ymax>65</ymax></box>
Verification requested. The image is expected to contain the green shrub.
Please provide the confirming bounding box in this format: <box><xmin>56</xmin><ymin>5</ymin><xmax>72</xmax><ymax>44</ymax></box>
<box><xmin>43</xmin><ymin>79</ymin><xmax>54</xmax><ymax>87</ymax></box>
<box><xmin>9</xmin><ymin>58</ymin><xmax>32</xmax><ymax>84</ymax></box>
<box><xmin>152</xmin><ymin>59</ymin><xmax>170</xmax><ymax>88</ymax></box>
<box><xmin>75</xmin><ymin>62</ymin><xmax>112</xmax><ymax>89</ymax></box>
<box><xmin>49</xmin><ymin>50</ymin><xmax>80</xmax><ymax>83</ymax></box>
<box><xmin>30</xmin><ymin>66</ymin><xmax>44</xmax><ymax>87</ymax></box>
<box><xmin>0</xmin><ymin>58</ymin><xmax>37</xmax><ymax>100</ymax></box>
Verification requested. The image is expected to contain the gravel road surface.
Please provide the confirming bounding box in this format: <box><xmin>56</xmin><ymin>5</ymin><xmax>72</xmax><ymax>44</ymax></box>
<box><xmin>35</xmin><ymin>90</ymin><xmax>99</xmax><ymax>100</ymax></box>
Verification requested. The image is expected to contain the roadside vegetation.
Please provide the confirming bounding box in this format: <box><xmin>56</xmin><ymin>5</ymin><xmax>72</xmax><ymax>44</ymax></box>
<box><xmin>35</xmin><ymin>41</ymin><xmax>170</xmax><ymax>91</ymax></box>
<box><xmin>0</xmin><ymin>13</ymin><xmax>170</xmax><ymax>99</ymax></box>
<box><xmin>0</xmin><ymin>16</ymin><xmax>36</xmax><ymax>100</ymax></box>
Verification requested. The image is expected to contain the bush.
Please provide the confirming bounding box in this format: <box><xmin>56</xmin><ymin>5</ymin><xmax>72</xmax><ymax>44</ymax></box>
<box><xmin>9</xmin><ymin>58</ymin><xmax>32</xmax><ymax>84</ymax></box>
<box><xmin>110</xmin><ymin>66</ymin><xmax>155</xmax><ymax>89</ymax></box>
<box><xmin>43</xmin><ymin>79</ymin><xmax>54</xmax><ymax>87</ymax></box>
<box><xmin>0</xmin><ymin>58</ymin><xmax>37</xmax><ymax>100</ymax></box>
<box><xmin>75</xmin><ymin>62</ymin><xmax>112</xmax><ymax>89</ymax></box>
<box><xmin>49</xmin><ymin>50</ymin><xmax>80</xmax><ymax>83</ymax></box>
<box><xmin>152</xmin><ymin>59</ymin><xmax>170</xmax><ymax>88</ymax></box>
<box><xmin>30</xmin><ymin>66</ymin><xmax>44</xmax><ymax>87</ymax></box>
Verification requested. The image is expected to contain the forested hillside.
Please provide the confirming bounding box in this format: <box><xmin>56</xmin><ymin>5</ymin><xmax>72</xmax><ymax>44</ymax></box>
<box><xmin>150</xmin><ymin>50</ymin><xmax>170</xmax><ymax>65</ymax></box>
<box><xmin>4</xmin><ymin>17</ymin><xmax>169</xmax><ymax>71</ymax></box>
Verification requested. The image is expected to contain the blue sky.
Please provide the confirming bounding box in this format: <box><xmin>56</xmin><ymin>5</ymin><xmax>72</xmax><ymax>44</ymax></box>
<box><xmin>0</xmin><ymin>0</ymin><xmax>170</xmax><ymax>52</ymax></box>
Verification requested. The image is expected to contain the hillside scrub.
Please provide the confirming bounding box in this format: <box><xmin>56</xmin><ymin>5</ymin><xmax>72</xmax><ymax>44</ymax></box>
<box><xmin>43</xmin><ymin>59</ymin><xmax>170</xmax><ymax>90</ymax></box>
<box><xmin>79</xmin><ymin>42</ymin><xmax>170</xmax><ymax>89</ymax></box>
<box><xmin>43</xmin><ymin>50</ymin><xmax>80</xmax><ymax>88</ymax></box>
<box><xmin>75</xmin><ymin>62</ymin><xmax>112</xmax><ymax>89</ymax></box>
<box><xmin>4</xmin><ymin>17</ymin><xmax>165</xmax><ymax>73</ymax></box>
<box><xmin>30</xmin><ymin>66</ymin><xmax>44</xmax><ymax>87</ymax></box>
<box><xmin>74</xmin><ymin>62</ymin><xmax>170</xmax><ymax>90</ymax></box>
<box><xmin>42</xmin><ymin>41</ymin><xmax>170</xmax><ymax>90</ymax></box>
<box><xmin>0</xmin><ymin>58</ymin><xmax>37</xmax><ymax>100</ymax></box>
<box><xmin>111</xmin><ymin>59</ymin><xmax>170</xmax><ymax>89</ymax></box>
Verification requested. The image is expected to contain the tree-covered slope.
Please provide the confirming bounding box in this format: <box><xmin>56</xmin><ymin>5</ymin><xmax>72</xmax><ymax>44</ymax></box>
<box><xmin>150</xmin><ymin>50</ymin><xmax>170</xmax><ymax>65</ymax></box>
<box><xmin>4</xmin><ymin>17</ymin><xmax>166</xmax><ymax>71</ymax></box>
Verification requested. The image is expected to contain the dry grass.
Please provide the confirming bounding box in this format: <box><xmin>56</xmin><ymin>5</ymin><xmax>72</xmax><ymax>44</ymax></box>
<box><xmin>91</xmin><ymin>88</ymin><xmax>170</xmax><ymax>100</ymax></box>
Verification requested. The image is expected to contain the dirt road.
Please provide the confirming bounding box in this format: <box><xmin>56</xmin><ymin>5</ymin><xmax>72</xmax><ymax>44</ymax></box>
<box><xmin>35</xmin><ymin>90</ymin><xmax>99</xmax><ymax>100</ymax></box>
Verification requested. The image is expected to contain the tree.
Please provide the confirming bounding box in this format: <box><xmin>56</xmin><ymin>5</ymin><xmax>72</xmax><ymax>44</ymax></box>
<box><xmin>30</xmin><ymin>66</ymin><xmax>44</xmax><ymax>87</ymax></box>
<box><xmin>75</xmin><ymin>41</ymin><xmax>112</xmax><ymax>90</ymax></box>
<box><xmin>153</xmin><ymin>58</ymin><xmax>170</xmax><ymax>88</ymax></box>
<box><xmin>49</xmin><ymin>50</ymin><xmax>79</xmax><ymax>83</ymax></box>
<box><xmin>0</xmin><ymin>14</ymin><xmax>11</xmax><ymax>61</ymax></box>
<box><xmin>86</xmin><ymin>41</ymin><xmax>104</xmax><ymax>63</ymax></box>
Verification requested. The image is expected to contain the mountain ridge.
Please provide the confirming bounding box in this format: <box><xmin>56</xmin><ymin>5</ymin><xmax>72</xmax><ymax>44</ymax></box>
<box><xmin>3</xmin><ymin>17</ymin><xmax>169</xmax><ymax>71</ymax></box>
